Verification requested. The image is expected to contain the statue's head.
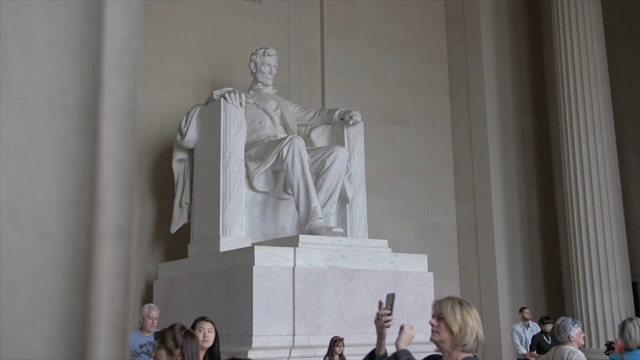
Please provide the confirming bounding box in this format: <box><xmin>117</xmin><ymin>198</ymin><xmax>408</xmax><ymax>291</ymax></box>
<box><xmin>249</xmin><ymin>47</ymin><xmax>278</xmax><ymax>86</ymax></box>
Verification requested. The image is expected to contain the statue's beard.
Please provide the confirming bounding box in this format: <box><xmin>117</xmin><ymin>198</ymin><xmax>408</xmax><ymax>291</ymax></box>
<box><xmin>255</xmin><ymin>72</ymin><xmax>274</xmax><ymax>86</ymax></box>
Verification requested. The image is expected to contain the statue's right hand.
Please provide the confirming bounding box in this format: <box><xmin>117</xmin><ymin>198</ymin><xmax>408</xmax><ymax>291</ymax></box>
<box><xmin>222</xmin><ymin>90</ymin><xmax>246</xmax><ymax>108</ymax></box>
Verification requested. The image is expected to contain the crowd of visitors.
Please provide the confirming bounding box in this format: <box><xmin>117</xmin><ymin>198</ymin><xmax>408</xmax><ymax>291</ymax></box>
<box><xmin>130</xmin><ymin>301</ymin><xmax>638</xmax><ymax>360</ymax></box>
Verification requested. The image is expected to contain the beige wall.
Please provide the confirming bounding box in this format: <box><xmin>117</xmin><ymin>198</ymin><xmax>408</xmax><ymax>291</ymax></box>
<box><xmin>322</xmin><ymin>0</ymin><xmax>460</xmax><ymax>299</ymax></box>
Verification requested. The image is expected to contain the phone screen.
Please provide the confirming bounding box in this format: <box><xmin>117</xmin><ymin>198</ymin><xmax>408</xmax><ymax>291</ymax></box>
<box><xmin>385</xmin><ymin>293</ymin><xmax>396</xmax><ymax>315</ymax></box>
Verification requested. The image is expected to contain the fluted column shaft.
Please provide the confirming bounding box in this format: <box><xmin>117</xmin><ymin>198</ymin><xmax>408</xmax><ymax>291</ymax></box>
<box><xmin>550</xmin><ymin>0</ymin><xmax>634</xmax><ymax>350</ymax></box>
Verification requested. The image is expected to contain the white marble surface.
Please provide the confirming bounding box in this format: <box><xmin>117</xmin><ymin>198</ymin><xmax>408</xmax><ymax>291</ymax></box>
<box><xmin>160</xmin><ymin>236</ymin><xmax>428</xmax><ymax>278</ymax></box>
<box><xmin>154</xmin><ymin>237</ymin><xmax>435</xmax><ymax>359</ymax></box>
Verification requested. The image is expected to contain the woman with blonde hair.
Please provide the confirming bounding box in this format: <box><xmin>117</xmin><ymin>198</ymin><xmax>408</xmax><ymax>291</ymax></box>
<box><xmin>365</xmin><ymin>296</ymin><xmax>484</xmax><ymax>360</ymax></box>
<box><xmin>606</xmin><ymin>317</ymin><xmax>640</xmax><ymax>360</ymax></box>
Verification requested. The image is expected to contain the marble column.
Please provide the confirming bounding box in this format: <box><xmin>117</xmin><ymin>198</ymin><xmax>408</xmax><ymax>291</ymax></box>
<box><xmin>550</xmin><ymin>0</ymin><xmax>635</xmax><ymax>351</ymax></box>
<box><xmin>85</xmin><ymin>1</ymin><xmax>143</xmax><ymax>359</ymax></box>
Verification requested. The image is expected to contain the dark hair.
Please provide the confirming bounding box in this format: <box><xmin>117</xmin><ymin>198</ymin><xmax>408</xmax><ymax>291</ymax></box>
<box><xmin>519</xmin><ymin>307</ymin><xmax>530</xmax><ymax>314</ymax></box>
<box><xmin>539</xmin><ymin>316</ymin><xmax>554</xmax><ymax>326</ymax></box>
<box><xmin>190</xmin><ymin>316</ymin><xmax>221</xmax><ymax>360</ymax></box>
<box><xmin>154</xmin><ymin>323</ymin><xmax>200</xmax><ymax>360</ymax></box>
<box><xmin>323</xmin><ymin>336</ymin><xmax>346</xmax><ymax>360</ymax></box>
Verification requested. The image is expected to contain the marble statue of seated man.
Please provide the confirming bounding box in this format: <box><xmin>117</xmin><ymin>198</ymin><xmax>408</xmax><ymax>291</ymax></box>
<box><xmin>170</xmin><ymin>47</ymin><xmax>362</xmax><ymax>237</ymax></box>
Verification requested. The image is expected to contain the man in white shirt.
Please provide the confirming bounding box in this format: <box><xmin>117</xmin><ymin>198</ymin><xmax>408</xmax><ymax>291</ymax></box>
<box><xmin>512</xmin><ymin>306</ymin><xmax>541</xmax><ymax>360</ymax></box>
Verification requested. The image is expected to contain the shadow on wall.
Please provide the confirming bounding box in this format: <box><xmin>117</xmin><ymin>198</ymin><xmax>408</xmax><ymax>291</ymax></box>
<box><xmin>526</xmin><ymin>0</ymin><xmax>565</xmax><ymax>318</ymax></box>
<box><xmin>143</xmin><ymin>144</ymin><xmax>190</xmax><ymax>303</ymax></box>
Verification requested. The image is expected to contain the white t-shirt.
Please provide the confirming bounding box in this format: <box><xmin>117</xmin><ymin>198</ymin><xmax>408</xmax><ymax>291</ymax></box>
<box><xmin>539</xmin><ymin>345</ymin><xmax>587</xmax><ymax>360</ymax></box>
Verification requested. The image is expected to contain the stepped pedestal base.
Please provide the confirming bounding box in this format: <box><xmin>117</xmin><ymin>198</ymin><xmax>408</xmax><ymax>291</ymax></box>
<box><xmin>154</xmin><ymin>236</ymin><xmax>436</xmax><ymax>359</ymax></box>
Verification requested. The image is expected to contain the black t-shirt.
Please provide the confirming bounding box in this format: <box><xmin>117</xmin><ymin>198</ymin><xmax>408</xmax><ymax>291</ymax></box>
<box><xmin>530</xmin><ymin>331</ymin><xmax>558</xmax><ymax>355</ymax></box>
<box><xmin>424</xmin><ymin>356</ymin><xmax>477</xmax><ymax>360</ymax></box>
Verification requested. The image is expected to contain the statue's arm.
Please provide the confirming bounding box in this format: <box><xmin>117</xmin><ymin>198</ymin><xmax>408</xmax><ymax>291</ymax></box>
<box><xmin>176</xmin><ymin>105</ymin><xmax>203</xmax><ymax>149</ymax></box>
<box><xmin>282</xmin><ymin>97</ymin><xmax>361</xmax><ymax>126</ymax></box>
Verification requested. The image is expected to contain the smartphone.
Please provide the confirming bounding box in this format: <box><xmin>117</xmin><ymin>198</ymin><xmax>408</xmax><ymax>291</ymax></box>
<box><xmin>385</xmin><ymin>293</ymin><xmax>396</xmax><ymax>315</ymax></box>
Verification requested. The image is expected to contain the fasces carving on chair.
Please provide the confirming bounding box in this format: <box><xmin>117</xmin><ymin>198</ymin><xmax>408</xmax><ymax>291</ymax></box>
<box><xmin>171</xmin><ymin>47</ymin><xmax>368</xmax><ymax>247</ymax></box>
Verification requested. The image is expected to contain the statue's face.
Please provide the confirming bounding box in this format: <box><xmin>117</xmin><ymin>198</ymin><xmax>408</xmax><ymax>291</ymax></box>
<box><xmin>254</xmin><ymin>55</ymin><xmax>277</xmax><ymax>86</ymax></box>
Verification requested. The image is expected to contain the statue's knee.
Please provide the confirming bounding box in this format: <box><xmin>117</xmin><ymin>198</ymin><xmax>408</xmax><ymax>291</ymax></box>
<box><xmin>281</xmin><ymin>135</ymin><xmax>307</xmax><ymax>159</ymax></box>
<box><xmin>287</xmin><ymin>135</ymin><xmax>306</xmax><ymax>149</ymax></box>
<box><xmin>332</xmin><ymin>146</ymin><xmax>349</xmax><ymax>164</ymax></box>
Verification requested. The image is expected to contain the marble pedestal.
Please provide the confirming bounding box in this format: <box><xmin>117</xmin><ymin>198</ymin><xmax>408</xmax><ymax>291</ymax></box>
<box><xmin>154</xmin><ymin>236</ymin><xmax>436</xmax><ymax>360</ymax></box>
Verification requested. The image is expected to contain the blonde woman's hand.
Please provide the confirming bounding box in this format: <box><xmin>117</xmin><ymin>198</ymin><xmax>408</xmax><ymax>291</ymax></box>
<box><xmin>395</xmin><ymin>323</ymin><xmax>415</xmax><ymax>351</ymax></box>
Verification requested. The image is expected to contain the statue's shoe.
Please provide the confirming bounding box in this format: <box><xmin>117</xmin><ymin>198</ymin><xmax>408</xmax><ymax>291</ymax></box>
<box><xmin>306</xmin><ymin>220</ymin><xmax>345</xmax><ymax>237</ymax></box>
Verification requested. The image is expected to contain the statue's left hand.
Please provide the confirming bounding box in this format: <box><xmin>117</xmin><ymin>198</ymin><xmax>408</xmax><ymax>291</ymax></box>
<box><xmin>222</xmin><ymin>90</ymin><xmax>246</xmax><ymax>108</ymax></box>
<box><xmin>339</xmin><ymin>110</ymin><xmax>362</xmax><ymax>125</ymax></box>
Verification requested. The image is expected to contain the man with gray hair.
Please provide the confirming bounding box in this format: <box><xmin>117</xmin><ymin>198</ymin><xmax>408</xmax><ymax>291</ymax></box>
<box><xmin>129</xmin><ymin>303</ymin><xmax>160</xmax><ymax>360</ymax></box>
<box><xmin>540</xmin><ymin>316</ymin><xmax>587</xmax><ymax>360</ymax></box>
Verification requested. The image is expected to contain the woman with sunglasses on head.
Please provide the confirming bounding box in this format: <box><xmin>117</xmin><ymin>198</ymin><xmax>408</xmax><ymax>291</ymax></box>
<box><xmin>324</xmin><ymin>335</ymin><xmax>347</xmax><ymax>360</ymax></box>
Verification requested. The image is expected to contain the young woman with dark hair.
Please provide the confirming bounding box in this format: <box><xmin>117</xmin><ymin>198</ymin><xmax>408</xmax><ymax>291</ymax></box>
<box><xmin>190</xmin><ymin>316</ymin><xmax>221</xmax><ymax>360</ymax></box>
<box><xmin>324</xmin><ymin>335</ymin><xmax>346</xmax><ymax>360</ymax></box>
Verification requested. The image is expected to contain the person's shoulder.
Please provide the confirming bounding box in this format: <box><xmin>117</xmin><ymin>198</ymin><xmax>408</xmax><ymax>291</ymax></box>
<box><xmin>423</xmin><ymin>354</ymin><xmax>442</xmax><ymax>360</ymax></box>
<box><xmin>567</xmin><ymin>347</ymin><xmax>587</xmax><ymax>360</ymax></box>
<box><xmin>624</xmin><ymin>349</ymin><xmax>640</xmax><ymax>359</ymax></box>
<box><xmin>389</xmin><ymin>349</ymin><xmax>416</xmax><ymax>360</ymax></box>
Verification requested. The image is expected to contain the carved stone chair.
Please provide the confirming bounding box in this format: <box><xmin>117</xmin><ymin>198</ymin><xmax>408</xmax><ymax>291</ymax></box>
<box><xmin>188</xmin><ymin>100</ymin><xmax>368</xmax><ymax>255</ymax></box>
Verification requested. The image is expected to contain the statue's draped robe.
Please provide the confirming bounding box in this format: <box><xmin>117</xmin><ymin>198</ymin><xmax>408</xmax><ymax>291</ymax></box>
<box><xmin>170</xmin><ymin>87</ymin><xmax>347</xmax><ymax>233</ymax></box>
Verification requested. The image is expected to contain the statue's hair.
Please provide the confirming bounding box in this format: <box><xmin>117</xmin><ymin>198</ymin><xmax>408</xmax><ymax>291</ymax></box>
<box><xmin>554</xmin><ymin>316</ymin><xmax>582</xmax><ymax>344</ymax></box>
<box><xmin>140</xmin><ymin>303</ymin><xmax>159</xmax><ymax>318</ymax></box>
<box><xmin>618</xmin><ymin>317</ymin><xmax>640</xmax><ymax>351</ymax></box>
<box><xmin>248</xmin><ymin>47</ymin><xmax>277</xmax><ymax>74</ymax></box>
<box><xmin>431</xmin><ymin>296</ymin><xmax>484</xmax><ymax>354</ymax></box>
